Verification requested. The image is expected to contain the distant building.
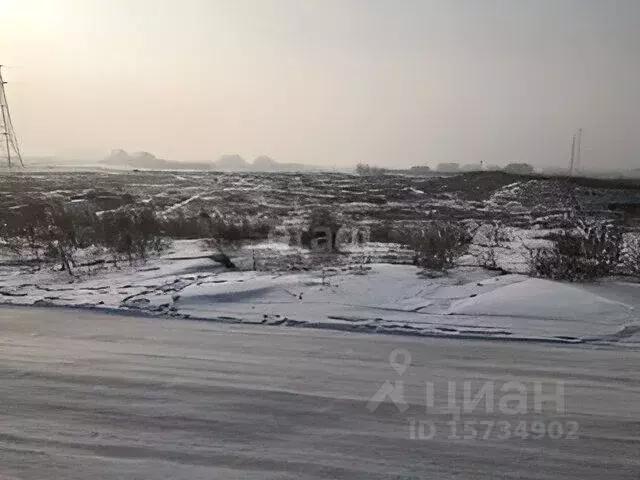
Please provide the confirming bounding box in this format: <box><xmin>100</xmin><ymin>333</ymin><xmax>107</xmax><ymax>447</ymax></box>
<box><xmin>436</xmin><ymin>162</ymin><xmax>460</xmax><ymax>173</ymax></box>
<box><xmin>461</xmin><ymin>163</ymin><xmax>484</xmax><ymax>172</ymax></box>
<box><xmin>409</xmin><ymin>165</ymin><xmax>432</xmax><ymax>174</ymax></box>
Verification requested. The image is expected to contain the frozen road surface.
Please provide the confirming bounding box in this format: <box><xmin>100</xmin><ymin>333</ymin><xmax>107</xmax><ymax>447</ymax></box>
<box><xmin>0</xmin><ymin>307</ymin><xmax>639</xmax><ymax>479</ymax></box>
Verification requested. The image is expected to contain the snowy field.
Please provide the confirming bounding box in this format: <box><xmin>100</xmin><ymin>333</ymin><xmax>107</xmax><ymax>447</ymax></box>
<box><xmin>1</xmin><ymin>170</ymin><xmax>640</xmax><ymax>347</ymax></box>
<box><xmin>1</xmin><ymin>239</ymin><xmax>639</xmax><ymax>346</ymax></box>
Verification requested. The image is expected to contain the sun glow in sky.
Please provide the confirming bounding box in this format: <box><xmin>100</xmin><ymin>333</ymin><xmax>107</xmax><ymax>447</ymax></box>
<box><xmin>2</xmin><ymin>0</ymin><xmax>640</xmax><ymax>168</ymax></box>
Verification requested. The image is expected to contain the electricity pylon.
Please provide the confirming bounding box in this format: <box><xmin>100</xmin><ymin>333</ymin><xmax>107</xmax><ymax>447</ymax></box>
<box><xmin>0</xmin><ymin>65</ymin><xmax>24</xmax><ymax>168</ymax></box>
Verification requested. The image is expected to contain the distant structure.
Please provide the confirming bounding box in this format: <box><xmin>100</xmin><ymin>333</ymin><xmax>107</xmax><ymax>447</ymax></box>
<box><xmin>436</xmin><ymin>162</ymin><xmax>460</xmax><ymax>173</ymax></box>
<box><xmin>503</xmin><ymin>162</ymin><xmax>535</xmax><ymax>175</ymax></box>
<box><xmin>568</xmin><ymin>128</ymin><xmax>582</xmax><ymax>176</ymax></box>
<box><xmin>0</xmin><ymin>65</ymin><xmax>23</xmax><ymax>168</ymax></box>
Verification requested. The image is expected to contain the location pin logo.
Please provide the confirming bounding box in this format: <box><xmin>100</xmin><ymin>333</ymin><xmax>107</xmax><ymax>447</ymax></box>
<box><xmin>367</xmin><ymin>349</ymin><xmax>412</xmax><ymax>413</ymax></box>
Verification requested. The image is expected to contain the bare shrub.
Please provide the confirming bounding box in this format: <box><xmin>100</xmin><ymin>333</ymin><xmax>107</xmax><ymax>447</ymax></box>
<box><xmin>0</xmin><ymin>201</ymin><xmax>51</xmax><ymax>264</ymax></box>
<box><xmin>215</xmin><ymin>217</ymin><xmax>271</xmax><ymax>245</ymax></box>
<box><xmin>528</xmin><ymin>220</ymin><xmax>622</xmax><ymax>281</ymax></box>
<box><xmin>200</xmin><ymin>213</ymin><xmax>272</xmax><ymax>262</ymax></box>
<box><xmin>405</xmin><ymin>222</ymin><xmax>471</xmax><ymax>271</ymax></box>
<box><xmin>198</xmin><ymin>212</ymin><xmax>272</xmax><ymax>246</ymax></box>
<box><xmin>369</xmin><ymin>221</ymin><xmax>405</xmax><ymax>244</ymax></box>
<box><xmin>197</xmin><ymin>212</ymin><xmax>273</xmax><ymax>270</ymax></box>
<box><xmin>42</xmin><ymin>204</ymin><xmax>80</xmax><ymax>273</ymax></box>
<box><xmin>0</xmin><ymin>234</ymin><xmax>22</xmax><ymax>258</ymax></box>
<box><xmin>286</xmin><ymin>226</ymin><xmax>305</xmax><ymax>247</ymax></box>
<box><xmin>0</xmin><ymin>200</ymin><xmax>117</xmax><ymax>274</ymax></box>
<box><xmin>356</xmin><ymin>163</ymin><xmax>387</xmax><ymax>176</ymax></box>
<box><xmin>621</xmin><ymin>233</ymin><xmax>640</xmax><ymax>277</ymax></box>
<box><xmin>98</xmin><ymin>208</ymin><xmax>169</xmax><ymax>265</ymax></box>
<box><xmin>0</xmin><ymin>201</ymin><xmax>83</xmax><ymax>273</ymax></box>
<box><xmin>160</xmin><ymin>212</ymin><xmax>204</xmax><ymax>239</ymax></box>
<box><xmin>477</xmin><ymin>221</ymin><xmax>507</xmax><ymax>271</ymax></box>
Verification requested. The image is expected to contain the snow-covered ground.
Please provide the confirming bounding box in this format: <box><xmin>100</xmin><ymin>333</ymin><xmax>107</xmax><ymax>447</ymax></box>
<box><xmin>1</xmin><ymin>240</ymin><xmax>638</xmax><ymax>346</ymax></box>
<box><xmin>3</xmin><ymin>307</ymin><xmax>639</xmax><ymax>479</ymax></box>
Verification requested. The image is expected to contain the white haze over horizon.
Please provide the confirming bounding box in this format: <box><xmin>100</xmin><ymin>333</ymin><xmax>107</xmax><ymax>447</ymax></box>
<box><xmin>3</xmin><ymin>0</ymin><xmax>640</xmax><ymax>169</ymax></box>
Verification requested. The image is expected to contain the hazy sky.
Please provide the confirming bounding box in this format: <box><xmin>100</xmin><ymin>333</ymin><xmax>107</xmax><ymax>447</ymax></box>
<box><xmin>3</xmin><ymin>0</ymin><xmax>640</xmax><ymax>168</ymax></box>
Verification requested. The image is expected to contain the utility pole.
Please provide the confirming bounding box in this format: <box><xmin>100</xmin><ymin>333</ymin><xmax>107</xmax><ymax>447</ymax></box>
<box><xmin>574</xmin><ymin>128</ymin><xmax>582</xmax><ymax>175</ymax></box>
<box><xmin>568</xmin><ymin>128</ymin><xmax>582</xmax><ymax>177</ymax></box>
<box><xmin>569</xmin><ymin>132</ymin><xmax>576</xmax><ymax>176</ymax></box>
<box><xmin>0</xmin><ymin>65</ymin><xmax>24</xmax><ymax>168</ymax></box>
